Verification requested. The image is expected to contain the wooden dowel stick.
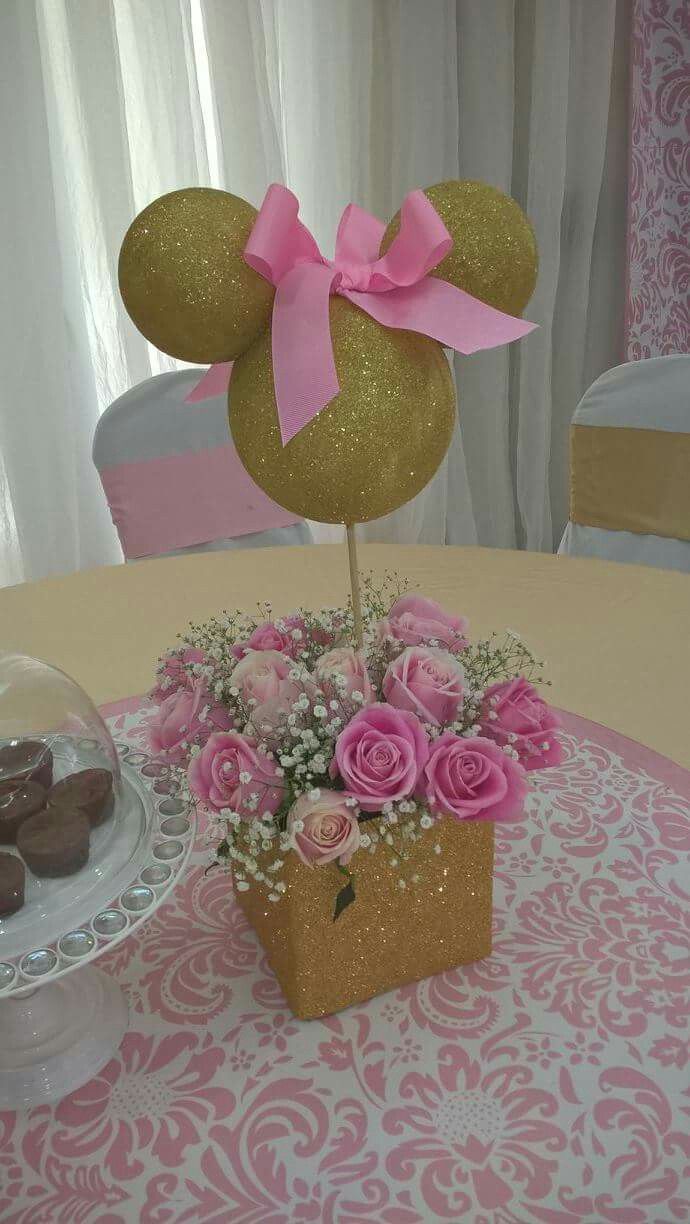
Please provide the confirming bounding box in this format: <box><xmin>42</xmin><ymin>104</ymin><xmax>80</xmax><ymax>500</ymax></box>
<box><xmin>346</xmin><ymin>523</ymin><xmax>364</xmax><ymax>649</ymax></box>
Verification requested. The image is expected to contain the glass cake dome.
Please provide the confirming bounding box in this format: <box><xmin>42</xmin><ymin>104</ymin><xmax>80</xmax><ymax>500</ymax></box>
<box><xmin>0</xmin><ymin>651</ymin><xmax>154</xmax><ymax>964</ymax></box>
<box><xmin>0</xmin><ymin>650</ymin><xmax>121</xmax><ymax>791</ymax></box>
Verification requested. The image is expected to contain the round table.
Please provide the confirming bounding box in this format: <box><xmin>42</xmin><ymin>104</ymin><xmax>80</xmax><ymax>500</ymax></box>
<box><xmin>1</xmin><ymin>544</ymin><xmax>689</xmax><ymax>1223</ymax></box>
<box><xmin>1</xmin><ymin>544</ymin><xmax>688</xmax><ymax>766</ymax></box>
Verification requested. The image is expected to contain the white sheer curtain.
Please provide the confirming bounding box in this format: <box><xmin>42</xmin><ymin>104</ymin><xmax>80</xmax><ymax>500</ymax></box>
<box><xmin>0</xmin><ymin>0</ymin><xmax>630</xmax><ymax>586</ymax></box>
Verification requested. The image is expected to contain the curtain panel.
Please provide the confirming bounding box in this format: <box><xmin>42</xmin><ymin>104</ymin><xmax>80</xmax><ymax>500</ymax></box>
<box><xmin>0</xmin><ymin>0</ymin><xmax>631</xmax><ymax>585</ymax></box>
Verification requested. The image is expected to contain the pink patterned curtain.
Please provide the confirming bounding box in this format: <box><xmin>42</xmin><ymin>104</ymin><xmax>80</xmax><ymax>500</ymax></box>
<box><xmin>625</xmin><ymin>0</ymin><xmax>690</xmax><ymax>359</ymax></box>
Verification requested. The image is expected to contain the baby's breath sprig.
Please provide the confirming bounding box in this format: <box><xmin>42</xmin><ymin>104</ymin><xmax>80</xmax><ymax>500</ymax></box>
<box><xmin>359</xmin><ymin>797</ymin><xmax>435</xmax><ymax>890</ymax></box>
<box><xmin>359</xmin><ymin>570</ymin><xmax>413</xmax><ymax>626</ymax></box>
<box><xmin>463</xmin><ymin>630</ymin><xmax>549</xmax><ymax>693</ymax></box>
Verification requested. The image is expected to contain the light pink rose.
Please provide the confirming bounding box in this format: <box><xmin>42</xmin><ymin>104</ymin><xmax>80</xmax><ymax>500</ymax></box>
<box><xmin>150</xmin><ymin>647</ymin><xmax>207</xmax><ymax>702</ymax></box>
<box><xmin>149</xmin><ymin>682</ymin><xmax>231</xmax><ymax>764</ymax></box>
<box><xmin>187</xmin><ymin>731</ymin><xmax>284</xmax><ymax>818</ymax></box>
<box><xmin>379</xmin><ymin>594</ymin><xmax>469</xmax><ymax>654</ymax></box>
<box><xmin>231</xmin><ymin>650</ymin><xmax>298</xmax><ymax>707</ymax></box>
<box><xmin>231</xmin><ymin>649</ymin><xmax>312</xmax><ymax>742</ymax></box>
<box><xmin>314</xmin><ymin>646</ymin><xmax>375</xmax><ymax>703</ymax></box>
<box><xmin>288</xmin><ymin>790</ymin><xmax>360</xmax><ymax>866</ymax></box>
<box><xmin>420</xmin><ymin>732</ymin><xmax>527</xmax><ymax>822</ymax></box>
<box><xmin>480</xmin><ymin>677</ymin><xmax>563</xmax><ymax>770</ymax></box>
<box><xmin>330</xmin><ymin>703</ymin><xmax>428</xmax><ymax>811</ymax></box>
<box><xmin>383</xmin><ymin>646</ymin><xmax>465</xmax><ymax>726</ymax></box>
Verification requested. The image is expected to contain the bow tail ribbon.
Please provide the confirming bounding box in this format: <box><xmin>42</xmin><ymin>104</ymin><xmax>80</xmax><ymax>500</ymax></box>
<box><xmin>185</xmin><ymin>361</ymin><xmax>235</xmax><ymax>402</ymax></box>
<box><xmin>347</xmin><ymin>279</ymin><xmax>535</xmax><ymax>354</ymax></box>
<box><xmin>271</xmin><ymin>262</ymin><xmax>339</xmax><ymax>445</ymax></box>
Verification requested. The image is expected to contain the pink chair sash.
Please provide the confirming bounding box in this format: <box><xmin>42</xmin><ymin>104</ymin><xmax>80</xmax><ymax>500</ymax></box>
<box><xmin>99</xmin><ymin>443</ymin><xmax>299</xmax><ymax>559</ymax></box>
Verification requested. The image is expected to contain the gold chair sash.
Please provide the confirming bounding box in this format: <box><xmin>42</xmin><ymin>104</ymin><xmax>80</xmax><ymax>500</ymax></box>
<box><xmin>570</xmin><ymin>424</ymin><xmax>690</xmax><ymax>542</ymax></box>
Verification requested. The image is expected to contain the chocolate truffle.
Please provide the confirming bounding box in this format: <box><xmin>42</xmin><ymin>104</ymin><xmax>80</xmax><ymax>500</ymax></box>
<box><xmin>0</xmin><ymin>781</ymin><xmax>46</xmax><ymax>845</ymax></box>
<box><xmin>17</xmin><ymin>809</ymin><xmax>90</xmax><ymax>878</ymax></box>
<box><xmin>0</xmin><ymin>852</ymin><xmax>25</xmax><ymax>916</ymax></box>
<box><xmin>48</xmin><ymin>768</ymin><xmax>113</xmax><ymax>828</ymax></box>
<box><xmin>0</xmin><ymin>740</ymin><xmax>53</xmax><ymax>789</ymax></box>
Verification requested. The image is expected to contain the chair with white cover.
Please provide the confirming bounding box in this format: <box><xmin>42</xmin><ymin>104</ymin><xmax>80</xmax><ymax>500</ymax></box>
<box><xmin>558</xmin><ymin>355</ymin><xmax>690</xmax><ymax>572</ymax></box>
<box><xmin>93</xmin><ymin>371</ymin><xmax>311</xmax><ymax>560</ymax></box>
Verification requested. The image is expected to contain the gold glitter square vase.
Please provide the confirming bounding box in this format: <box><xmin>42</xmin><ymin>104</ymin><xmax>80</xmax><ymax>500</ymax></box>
<box><xmin>235</xmin><ymin>817</ymin><xmax>493</xmax><ymax>1020</ymax></box>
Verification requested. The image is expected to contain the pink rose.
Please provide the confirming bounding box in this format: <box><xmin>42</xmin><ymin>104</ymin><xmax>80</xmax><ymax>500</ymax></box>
<box><xmin>244</xmin><ymin>617</ymin><xmax>306</xmax><ymax>659</ymax></box>
<box><xmin>331</xmin><ymin>703</ymin><xmax>428</xmax><ymax>811</ymax></box>
<box><xmin>149</xmin><ymin>682</ymin><xmax>231</xmax><ymax>764</ymax></box>
<box><xmin>383</xmin><ymin>646</ymin><xmax>465</xmax><ymax>726</ymax></box>
<box><xmin>311</xmin><ymin>626</ymin><xmax>337</xmax><ymax>649</ymax></box>
<box><xmin>481</xmin><ymin>678</ymin><xmax>563</xmax><ymax>770</ymax></box>
<box><xmin>379</xmin><ymin>594</ymin><xmax>469</xmax><ymax>654</ymax></box>
<box><xmin>187</xmin><ymin>731</ymin><xmax>284</xmax><ymax>818</ymax></box>
<box><xmin>150</xmin><ymin>647</ymin><xmax>207</xmax><ymax>702</ymax></box>
<box><xmin>314</xmin><ymin>646</ymin><xmax>375</xmax><ymax>703</ymax></box>
<box><xmin>283</xmin><ymin>613</ymin><xmax>309</xmax><ymax>642</ymax></box>
<box><xmin>288</xmin><ymin>789</ymin><xmax>360</xmax><ymax>866</ymax></box>
<box><xmin>420</xmin><ymin>732</ymin><xmax>527</xmax><ymax>822</ymax></box>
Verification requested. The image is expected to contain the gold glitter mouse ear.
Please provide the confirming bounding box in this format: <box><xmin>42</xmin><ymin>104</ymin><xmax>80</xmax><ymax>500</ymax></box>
<box><xmin>381</xmin><ymin>180</ymin><xmax>538</xmax><ymax>318</ymax></box>
<box><xmin>118</xmin><ymin>187</ymin><xmax>275</xmax><ymax>363</ymax></box>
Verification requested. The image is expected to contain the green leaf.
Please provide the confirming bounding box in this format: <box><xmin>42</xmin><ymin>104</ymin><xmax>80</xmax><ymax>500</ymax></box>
<box><xmin>333</xmin><ymin>880</ymin><xmax>355</xmax><ymax>921</ymax></box>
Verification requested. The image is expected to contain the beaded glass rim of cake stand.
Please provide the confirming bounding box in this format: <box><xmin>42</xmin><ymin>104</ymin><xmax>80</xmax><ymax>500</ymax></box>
<box><xmin>0</xmin><ymin>742</ymin><xmax>196</xmax><ymax>998</ymax></box>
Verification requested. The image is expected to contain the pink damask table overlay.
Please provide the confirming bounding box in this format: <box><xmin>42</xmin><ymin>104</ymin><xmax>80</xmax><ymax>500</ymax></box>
<box><xmin>1</xmin><ymin>699</ymin><xmax>689</xmax><ymax>1223</ymax></box>
<box><xmin>625</xmin><ymin>0</ymin><xmax>690</xmax><ymax>359</ymax></box>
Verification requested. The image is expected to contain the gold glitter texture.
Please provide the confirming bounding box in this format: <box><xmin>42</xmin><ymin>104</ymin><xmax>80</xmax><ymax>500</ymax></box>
<box><xmin>235</xmin><ymin>817</ymin><xmax>494</xmax><ymax>1020</ymax></box>
<box><xmin>229</xmin><ymin>296</ymin><xmax>456</xmax><ymax>524</ymax></box>
<box><xmin>382</xmin><ymin>180</ymin><xmax>538</xmax><ymax>318</ymax></box>
<box><xmin>118</xmin><ymin>188</ymin><xmax>274</xmax><ymax>363</ymax></box>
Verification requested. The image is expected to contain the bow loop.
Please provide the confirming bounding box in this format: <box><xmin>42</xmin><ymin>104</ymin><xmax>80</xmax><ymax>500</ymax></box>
<box><xmin>334</xmin><ymin>202</ymin><xmax>386</xmax><ymax>268</ymax></box>
<box><xmin>244</xmin><ymin>184</ymin><xmax>322</xmax><ymax>285</ymax></box>
<box><xmin>369</xmin><ymin>189</ymin><xmax>453</xmax><ymax>289</ymax></box>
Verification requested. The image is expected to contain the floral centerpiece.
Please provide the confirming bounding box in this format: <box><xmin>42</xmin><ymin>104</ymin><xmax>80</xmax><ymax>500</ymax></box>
<box><xmin>119</xmin><ymin>173</ymin><xmax>543</xmax><ymax>1018</ymax></box>
<box><xmin>148</xmin><ymin>576</ymin><xmax>562</xmax><ymax>1018</ymax></box>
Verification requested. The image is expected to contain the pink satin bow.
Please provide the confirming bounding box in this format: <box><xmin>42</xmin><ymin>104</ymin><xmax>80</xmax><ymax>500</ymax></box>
<box><xmin>188</xmin><ymin>184</ymin><xmax>536</xmax><ymax>445</ymax></box>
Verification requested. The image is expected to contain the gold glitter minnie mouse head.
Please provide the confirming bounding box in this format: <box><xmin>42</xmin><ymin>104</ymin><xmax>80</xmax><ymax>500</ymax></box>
<box><xmin>119</xmin><ymin>182</ymin><xmax>537</xmax><ymax>524</ymax></box>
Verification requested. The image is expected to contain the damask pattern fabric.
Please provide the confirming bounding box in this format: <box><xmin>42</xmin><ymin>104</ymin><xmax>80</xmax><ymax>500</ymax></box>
<box><xmin>625</xmin><ymin>0</ymin><xmax>690</xmax><ymax>358</ymax></box>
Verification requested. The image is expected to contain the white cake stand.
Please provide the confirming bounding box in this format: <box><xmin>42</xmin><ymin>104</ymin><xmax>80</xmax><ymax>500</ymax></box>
<box><xmin>0</xmin><ymin>739</ymin><xmax>195</xmax><ymax>1109</ymax></box>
